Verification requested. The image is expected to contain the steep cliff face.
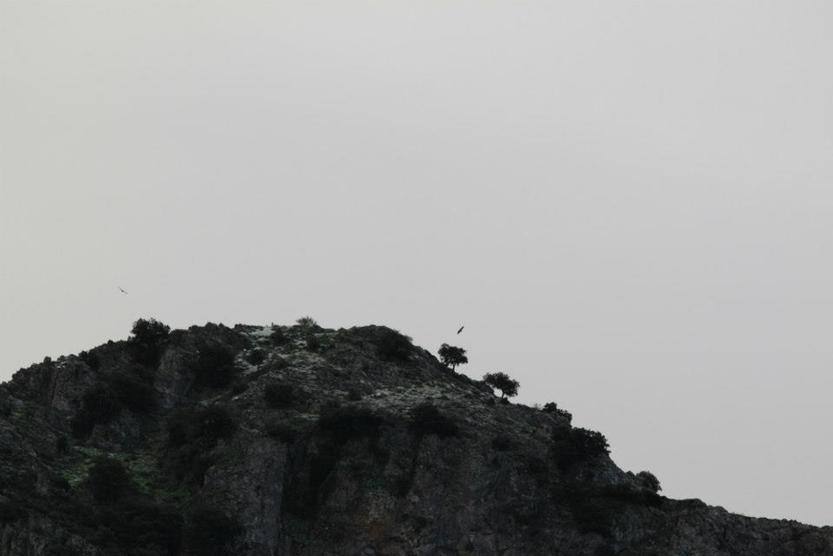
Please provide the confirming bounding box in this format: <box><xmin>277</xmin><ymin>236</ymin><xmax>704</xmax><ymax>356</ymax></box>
<box><xmin>0</xmin><ymin>321</ymin><xmax>830</xmax><ymax>556</ymax></box>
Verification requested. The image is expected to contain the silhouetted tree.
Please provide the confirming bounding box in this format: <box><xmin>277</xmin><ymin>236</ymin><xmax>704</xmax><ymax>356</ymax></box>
<box><xmin>483</xmin><ymin>372</ymin><xmax>519</xmax><ymax>399</ymax></box>
<box><xmin>438</xmin><ymin>344</ymin><xmax>468</xmax><ymax>371</ymax></box>
<box><xmin>636</xmin><ymin>470</ymin><xmax>661</xmax><ymax>492</ymax></box>
<box><xmin>130</xmin><ymin>318</ymin><xmax>170</xmax><ymax>365</ymax></box>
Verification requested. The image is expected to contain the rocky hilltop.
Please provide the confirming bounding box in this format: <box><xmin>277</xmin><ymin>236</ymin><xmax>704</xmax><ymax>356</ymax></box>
<box><xmin>1</xmin><ymin>320</ymin><xmax>831</xmax><ymax>555</ymax></box>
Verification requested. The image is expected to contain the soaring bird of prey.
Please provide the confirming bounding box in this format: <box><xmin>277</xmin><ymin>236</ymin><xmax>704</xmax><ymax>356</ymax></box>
<box><xmin>457</xmin><ymin>325</ymin><xmax>464</xmax><ymax>335</ymax></box>
<box><xmin>118</xmin><ymin>286</ymin><xmax>128</xmax><ymax>295</ymax></box>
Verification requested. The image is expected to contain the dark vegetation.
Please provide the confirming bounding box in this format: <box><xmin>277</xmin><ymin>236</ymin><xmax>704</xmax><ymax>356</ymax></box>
<box><xmin>438</xmin><ymin>344</ymin><xmax>467</xmax><ymax>371</ymax></box>
<box><xmin>87</xmin><ymin>457</ymin><xmax>132</xmax><ymax>503</ymax></box>
<box><xmin>635</xmin><ymin>470</ymin><xmax>662</xmax><ymax>493</ymax></box>
<box><xmin>376</xmin><ymin>329</ymin><xmax>413</xmax><ymax>362</ymax></box>
<box><xmin>317</xmin><ymin>405</ymin><xmax>384</xmax><ymax>445</ymax></box>
<box><xmin>409</xmin><ymin>403</ymin><xmax>459</xmax><ymax>438</ymax></box>
<box><xmin>270</xmin><ymin>326</ymin><xmax>288</xmax><ymax>345</ymax></box>
<box><xmin>542</xmin><ymin>402</ymin><xmax>573</xmax><ymax>424</ymax></box>
<box><xmin>305</xmin><ymin>334</ymin><xmax>321</xmax><ymax>352</ymax></box>
<box><xmin>483</xmin><ymin>372</ymin><xmax>519</xmax><ymax>399</ymax></box>
<box><xmin>165</xmin><ymin>406</ymin><xmax>236</xmax><ymax>483</ymax></box>
<box><xmin>264</xmin><ymin>383</ymin><xmax>295</xmax><ymax>409</ymax></box>
<box><xmin>129</xmin><ymin>318</ymin><xmax>170</xmax><ymax>366</ymax></box>
<box><xmin>70</xmin><ymin>367</ymin><xmax>157</xmax><ymax>438</ymax></box>
<box><xmin>550</xmin><ymin>426</ymin><xmax>610</xmax><ymax>471</ymax></box>
<box><xmin>190</xmin><ymin>342</ymin><xmax>238</xmax><ymax>390</ymax></box>
<box><xmin>245</xmin><ymin>348</ymin><xmax>265</xmax><ymax>366</ymax></box>
<box><xmin>185</xmin><ymin>507</ymin><xmax>242</xmax><ymax>556</ymax></box>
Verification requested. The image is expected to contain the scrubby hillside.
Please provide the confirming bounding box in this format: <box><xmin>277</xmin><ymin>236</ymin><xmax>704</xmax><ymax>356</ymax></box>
<box><xmin>0</xmin><ymin>320</ymin><xmax>831</xmax><ymax>555</ymax></box>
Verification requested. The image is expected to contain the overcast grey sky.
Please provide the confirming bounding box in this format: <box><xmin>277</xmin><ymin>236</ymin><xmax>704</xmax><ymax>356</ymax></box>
<box><xmin>2</xmin><ymin>1</ymin><xmax>832</xmax><ymax>526</ymax></box>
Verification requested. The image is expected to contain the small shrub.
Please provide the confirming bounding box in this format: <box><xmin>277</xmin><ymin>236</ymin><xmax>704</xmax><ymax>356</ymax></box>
<box><xmin>185</xmin><ymin>507</ymin><xmax>242</xmax><ymax>556</ymax></box>
<box><xmin>409</xmin><ymin>403</ymin><xmax>459</xmax><ymax>438</ymax></box>
<box><xmin>376</xmin><ymin>329</ymin><xmax>413</xmax><ymax>362</ymax></box>
<box><xmin>438</xmin><ymin>344</ymin><xmax>467</xmax><ymax>371</ymax></box>
<box><xmin>483</xmin><ymin>372</ymin><xmax>519</xmax><ymax>399</ymax></box>
<box><xmin>296</xmin><ymin>316</ymin><xmax>318</xmax><ymax>329</ymax></box>
<box><xmin>270</xmin><ymin>326</ymin><xmax>288</xmax><ymax>345</ymax></box>
<box><xmin>264</xmin><ymin>383</ymin><xmax>294</xmax><ymax>409</ymax></box>
<box><xmin>305</xmin><ymin>334</ymin><xmax>321</xmax><ymax>352</ymax></box>
<box><xmin>636</xmin><ymin>470</ymin><xmax>661</xmax><ymax>493</ymax></box>
<box><xmin>245</xmin><ymin>349</ymin><xmax>265</xmax><ymax>366</ymax></box>
<box><xmin>551</xmin><ymin>427</ymin><xmax>610</xmax><ymax>470</ymax></box>
<box><xmin>87</xmin><ymin>457</ymin><xmax>132</xmax><ymax>503</ymax></box>
<box><xmin>318</xmin><ymin>406</ymin><xmax>384</xmax><ymax>444</ymax></box>
<box><xmin>542</xmin><ymin>402</ymin><xmax>572</xmax><ymax>424</ymax></box>
<box><xmin>191</xmin><ymin>343</ymin><xmax>237</xmax><ymax>389</ymax></box>
<box><xmin>491</xmin><ymin>434</ymin><xmax>514</xmax><ymax>452</ymax></box>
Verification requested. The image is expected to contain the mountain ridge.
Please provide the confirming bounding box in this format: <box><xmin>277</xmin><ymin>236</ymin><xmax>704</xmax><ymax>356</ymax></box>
<box><xmin>0</xmin><ymin>320</ymin><xmax>830</xmax><ymax>555</ymax></box>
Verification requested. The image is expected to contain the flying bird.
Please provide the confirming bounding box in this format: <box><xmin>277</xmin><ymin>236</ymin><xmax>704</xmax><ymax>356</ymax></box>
<box><xmin>457</xmin><ymin>325</ymin><xmax>464</xmax><ymax>335</ymax></box>
<box><xmin>118</xmin><ymin>286</ymin><xmax>128</xmax><ymax>295</ymax></box>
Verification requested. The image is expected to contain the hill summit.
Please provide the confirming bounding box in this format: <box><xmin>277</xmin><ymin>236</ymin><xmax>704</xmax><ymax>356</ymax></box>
<box><xmin>0</xmin><ymin>319</ymin><xmax>830</xmax><ymax>555</ymax></box>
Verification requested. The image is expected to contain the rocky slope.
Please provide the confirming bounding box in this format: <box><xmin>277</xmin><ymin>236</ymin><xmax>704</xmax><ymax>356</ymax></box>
<box><xmin>0</xmin><ymin>320</ymin><xmax>831</xmax><ymax>556</ymax></box>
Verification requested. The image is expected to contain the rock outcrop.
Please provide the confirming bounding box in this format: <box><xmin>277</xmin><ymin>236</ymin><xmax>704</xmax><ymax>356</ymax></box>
<box><xmin>0</xmin><ymin>321</ymin><xmax>830</xmax><ymax>555</ymax></box>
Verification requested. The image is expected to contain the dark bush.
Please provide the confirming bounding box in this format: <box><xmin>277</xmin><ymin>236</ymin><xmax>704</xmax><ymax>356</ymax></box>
<box><xmin>130</xmin><ymin>318</ymin><xmax>171</xmax><ymax>366</ymax></box>
<box><xmin>105</xmin><ymin>372</ymin><xmax>157</xmax><ymax>414</ymax></box>
<box><xmin>245</xmin><ymin>349</ymin><xmax>265</xmax><ymax>366</ymax></box>
<box><xmin>542</xmin><ymin>402</ymin><xmax>572</xmax><ymax>424</ymax></box>
<box><xmin>0</xmin><ymin>499</ymin><xmax>27</xmax><ymax>523</ymax></box>
<box><xmin>231</xmin><ymin>381</ymin><xmax>248</xmax><ymax>395</ymax></box>
<box><xmin>438</xmin><ymin>344</ymin><xmax>467</xmax><ymax>370</ymax></box>
<box><xmin>296</xmin><ymin>316</ymin><xmax>318</xmax><ymax>329</ymax></box>
<box><xmin>164</xmin><ymin>407</ymin><xmax>235</xmax><ymax>484</ymax></box>
<box><xmin>266</xmin><ymin>419</ymin><xmax>298</xmax><ymax>443</ymax></box>
<box><xmin>636</xmin><ymin>470</ymin><xmax>661</xmax><ymax>493</ymax></box>
<box><xmin>264</xmin><ymin>383</ymin><xmax>294</xmax><ymax>409</ymax></box>
<box><xmin>270</xmin><ymin>326</ymin><xmax>288</xmax><ymax>345</ymax></box>
<box><xmin>491</xmin><ymin>434</ymin><xmax>514</xmax><ymax>452</ymax></box>
<box><xmin>551</xmin><ymin>427</ymin><xmax>610</xmax><ymax>470</ymax></box>
<box><xmin>483</xmin><ymin>372</ymin><xmax>519</xmax><ymax>399</ymax></box>
<box><xmin>195</xmin><ymin>406</ymin><xmax>237</xmax><ymax>442</ymax></box>
<box><xmin>87</xmin><ymin>458</ymin><xmax>132</xmax><ymax>503</ymax></box>
<box><xmin>191</xmin><ymin>343</ymin><xmax>238</xmax><ymax>389</ymax></box>
<box><xmin>78</xmin><ymin>350</ymin><xmax>100</xmax><ymax>370</ymax></box>
<box><xmin>185</xmin><ymin>507</ymin><xmax>242</xmax><ymax>556</ymax></box>
<box><xmin>166</xmin><ymin>406</ymin><xmax>236</xmax><ymax>447</ymax></box>
<box><xmin>71</xmin><ymin>384</ymin><xmax>122</xmax><ymax>437</ymax></box>
<box><xmin>55</xmin><ymin>435</ymin><xmax>70</xmax><ymax>454</ymax></box>
<box><xmin>409</xmin><ymin>403</ymin><xmax>459</xmax><ymax>438</ymax></box>
<box><xmin>346</xmin><ymin>388</ymin><xmax>362</xmax><ymax>401</ymax></box>
<box><xmin>305</xmin><ymin>334</ymin><xmax>321</xmax><ymax>352</ymax></box>
<box><xmin>376</xmin><ymin>329</ymin><xmax>413</xmax><ymax>362</ymax></box>
<box><xmin>318</xmin><ymin>406</ymin><xmax>384</xmax><ymax>444</ymax></box>
<box><xmin>95</xmin><ymin>499</ymin><xmax>183</xmax><ymax>555</ymax></box>
<box><xmin>44</xmin><ymin>545</ymin><xmax>82</xmax><ymax>556</ymax></box>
